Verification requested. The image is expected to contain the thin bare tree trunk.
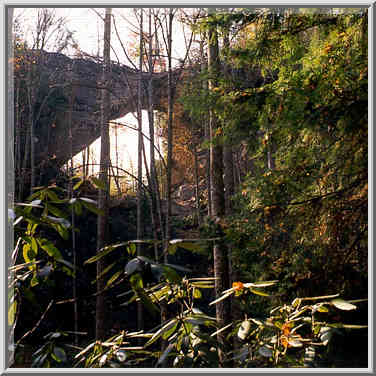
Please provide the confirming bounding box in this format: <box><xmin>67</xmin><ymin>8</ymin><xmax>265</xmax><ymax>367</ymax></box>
<box><xmin>165</xmin><ymin>9</ymin><xmax>174</xmax><ymax>262</ymax></box>
<box><xmin>96</xmin><ymin>7</ymin><xmax>112</xmax><ymax>341</ymax></box>
<box><xmin>208</xmin><ymin>12</ymin><xmax>231</xmax><ymax>367</ymax></box>
<box><xmin>136</xmin><ymin>8</ymin><xmax>144</xmax><ymax>335</ymax></box>
<box><xmin>193</xmin><ymin>145</ymin><xmax>201</xmax><ymax>226</ymax></box>
<box><xmin>200</xmin><ymin>36</ymin><xmax>212</xmax><ymax>217</ymax></box>
<box><xmin>27</xmin><ymin>70</ymin><xmax>35</xmax><ymax>195</ymax></box>
<box><xmin>67</xmin><ymin>64</ymin><xmax>79</xmax><ymax>347</ymax></box>
<box><xmin>147</xmin><ymin>8</ymin><xmax>161</xmax><ymax>256</ymax></box>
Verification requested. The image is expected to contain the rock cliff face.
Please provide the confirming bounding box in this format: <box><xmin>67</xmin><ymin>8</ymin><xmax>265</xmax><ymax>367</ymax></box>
<box><xmin>21</xmin><ymin>50</ymin><xmax>175</xmax><ymax>172</ymax></box>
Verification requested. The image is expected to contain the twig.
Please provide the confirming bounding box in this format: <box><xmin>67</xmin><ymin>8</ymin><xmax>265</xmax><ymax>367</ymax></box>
<box><xmin>16</xmin><ymin>300</ymin><xmax>54</xmax><ymax>346</ymax></box>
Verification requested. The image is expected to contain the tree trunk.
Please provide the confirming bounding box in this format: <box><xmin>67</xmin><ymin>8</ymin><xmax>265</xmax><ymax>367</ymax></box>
<box><xmin>165</xmin><ymin>8</ymin><xmax>174</xmax><ymax>261</ymax></box>
<box><xmin>193</xmin><ymin>145</ymin><xmax>201</xmax><ymax>226</ymax></box>
<box><xmin>96</xmin><ymin>7</ymin><xmax>112</xmax><ymax>341</ymax></box>
<box><xmin>200</xmin><ymin>36</ymin><xmax>212</xmax><ymax>217</ymax></box>
<box><xmin>207</xmin><ymin>12</ymin><xmax>231</xmax><ymax>367</ymax></box>
<box><xmin>147</xmin><ymin>8</ymin><xmax>162</xmax><ymax>255</ymax></box>
<box><xmin>136</xmin><ymin>8</ymin><xmax>145</xmax><ymax>334</ymax></box>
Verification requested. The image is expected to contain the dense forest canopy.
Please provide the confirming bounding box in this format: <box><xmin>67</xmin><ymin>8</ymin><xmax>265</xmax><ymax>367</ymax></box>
<box><xmin>7</xmin><ymin>7</ymin><xmax>369</xmax><ymax>369</ymax></box>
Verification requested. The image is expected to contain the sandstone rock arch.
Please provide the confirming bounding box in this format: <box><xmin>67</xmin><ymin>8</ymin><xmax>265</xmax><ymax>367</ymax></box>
<box><xmin>19</xmin><ymin>50</ymin><xmax>177</xmax><ymax>173</ymax></box>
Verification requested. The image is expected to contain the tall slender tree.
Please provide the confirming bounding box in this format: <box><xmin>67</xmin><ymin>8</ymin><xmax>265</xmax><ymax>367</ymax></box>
<box><xmin>207</xmin><ymin>9</ymin><xmax>231</xmax><ymax>366</ymax></box>
<box><xmin>96</xmin><ymin>7</ymin><xmax>112</xmax><ymax>341</ymax></box>
<box><xmin>165</xmin><ymin>8</ymin><xmax>174</xmax><ymax>262</ymax></box>
<box><xmin>136</xmin><ymin>7</ymin><xmax>145</xmax><ymax>334</ymax></box>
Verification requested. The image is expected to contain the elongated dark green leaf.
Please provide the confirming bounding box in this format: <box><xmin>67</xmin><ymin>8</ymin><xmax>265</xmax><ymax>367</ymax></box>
<box><xmin>46</xmin><ymin>204</ymin><xmax>68</xmax><ymax>219</ymax></box>
<box><xmin>238</xmin><ymin>320</ymin><xmax>251</xmax><ymax>340</ymax></box>
<box><xmin>8</xmin><ymin>300</ymin><xmax>17</xmax><ymax>326</ymax></box>
<box><xmin>85</xmin><ymin>242</ymin><xmax>128</xmax><ymax>264</ymax></box>
<box><xmin>162</xmin><ymin>321</ymin><xmax>179</xmax><ymax>340</ymax></box>
<box><xmin>79</xmin><ymin>197</ymin><xmax>97</xmax><ymax>204</ymax></box>
<box><xmin>53</xmin><ymin>347</ymin><xmax>67</xmax><ymax>363</ymax></box>
<box><xmin>45</xmin><ymin>216</ymin><xmax>71</xmax><ymax>228</ymax></box>
<box><xmin>161</xmin><ymin>265</ymin><xmax>182</xmax><ymax>283</ymax></box>
<box><xmin>13</xmin><ymin>216</ymin><xmax>24</xmax><ymax>226</ymax></box>
<box><xmin>125</xmin><ymin>258</ymin><xmax>144</xmax><ymax>276</ymax></box>
<box><xmin>30</xmin><ymin>237</ymin><xmax>38</xmax><ymax>254</ymax></box>
<box><xmin>53</xmin><ymin>223</ymin><xmax>69</xmax><ymax>240</ymax></box>
<box><xmin>331</xmin><ymin>298</ymin><xmax>357</xmax><ymax>311</ymax></box>
<box><xmin>90</xmin><ymin>177</ymin><xmax>107</xmax><ymax>191</ymax></box>
<box><xmin>91</xmin><ymin>262</ymin><xmax>116</xmax><ymax>284</ymax></box>
<box><xmin>130</xmin><ymin>273</ymin><xmax>144</xmax><ymax>290</ymax></box>
<box><xmin>46</xmin><ymin>189</ymin><xmax>60</xmax><ymax>201</ymax></box>
<box><xmin>23</xmin><ymin>244</ymin><xmax>36</xmax><ymax>264</ymax></box>
<box><xmin>30</xmin><ymin>273</ymin><xmax>39</xmax><ymax>287</ymax></box>
<box><xmin>169</xmin><ymin>239</ymin><xmax>206</xmax><ymax>252</ymax></box>
<box><xmin>127</xmin><ymin>243</ymin><xmax>136</xmax><ymax>256</ymax></box>
<box><xmin>164</xmin><ymin>263</ymin><xmax>192</xmax><ymax>273</ymax></box>
<box><xmin>73</xmin><ymin>179</ymin><xmax>84</xmax><ymax>190</ymax></box>
<box><xmin>193</xmin><ymin>288</ymin><xmax>202</xmax><ymax>299</ymax></box>
<box><xmin>105</xmin><ymin>270</ymin><xmax>123</xmax><ymax>289</ymax></box>
<box><xmin>249</xmin><ymin>288</ymin><xmax>270</xmax><ymax>297</ymax></box>
<box><xmin>130</xmin><ymin>274</ymin><xmax>159</xmax><ymax>316</ymax></box>
<box><xmin>37</xmin><ymin>238</ymin><xmax>62</xmax><ymax>260</ymax></box>
<box><xmin>73</xmin><ymin>200</ymin><xmax>83</xmax><ymax>216</ymax></box>
<box><xmin>157</xmin><ymin>343</ymin><xmax>175</xmax><ymax>366</ymax></box>
<box><xmin>80</xmin><ymin>199</ymin><xmax>104</xmax><ymax>216</ymax></box>
<box><xmin>32</xmin><ymin>352</ymin><xmax>48</xmax><ymax>367</ymax></box>
<box><xmin>145</xmin><ymin>319</ymin><xmax>178</xmax><ymax>347</ymax></box>
<box><xmin>167</xmin><ymin>243</ymin><xmax>178</xmax><ymax>255</ymax></box>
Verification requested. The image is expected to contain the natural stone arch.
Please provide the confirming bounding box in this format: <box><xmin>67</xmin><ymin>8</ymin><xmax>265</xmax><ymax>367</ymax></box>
<box><xmin>21</xmin><ymin>50</ymin><xmax>176</xmax><ymax>175</ymax></box>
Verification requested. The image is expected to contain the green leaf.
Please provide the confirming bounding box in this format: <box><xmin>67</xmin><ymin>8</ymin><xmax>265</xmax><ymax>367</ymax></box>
<box><xmin>90</xmin><ymin>177</ymin><xmax>107</xmax><ymax>191</ymax></box>
<box><xmin>319</xmin><ymin>326</ymin><xmax>332</xmax><ymax>345</ymax></box>
<box><xmin>130</xmin><ymin>273</ymin><xmax>144</xmax><ymax>290</ymax></box>
<box><xmin>91</xmin><ymin>262</ymin><xmax>116</xmax><ymax>284</ymax></box>
<box><xmin>125</xmin><ymin>258</ymin><xmax>144</xmax><ymax>276</ymax></box>
<box><xmin>32</xmin><ymin>352</ymin><xmax>48</xmax><ymax>367</ymax></box>
<box><xmin>130</xmin><ymin>274</ymin><xmax>159</xmax><ymax>316</ymax></box>
<box><xmin>46</xmin><ymin>189</ymin><xmax>60</xmax><ymax>201</ymax></box>
<box><xmin>73</xmin><ymin>179</ymin><xmax>84</xmax><ymax>190</ymax></box>
<box><xmin>249</xmin><ymin>288</ymin><xmax>270</xmax><ymax>297</ymax></box>
<box><xmin>167</xmin><ymin>243</ymin><xmax>178</xmax><ymax>255</ymax></box>
<box><xmin>209</xmin><ymin>291</ymin><xmax>233</xmax><ymax>305</ymax></box>
<box><xmin>193</xmin><ymin>288</ymin><xmax>202</xmax><ymax>299</ymax></box>
<box><xmin>23</xmin><ymin>243</ymin><xmax>36</xmax><ymax>264</ymax></box>
<box><xmin>237</xmin><ymin>320</ymin><xmax>251</xmax><ymax>340</ymax></box>
<box><xmin>145</xmin><ymin>319</ymin><xmax>178</xmax><ymax>347</ymax></box>
<box><xmin>258</xmin><ymin>346</ymin><xmax>273</xmax><ymax>358</ymax></box>
<box><xmin>45</xmin><ymin>216</ymin><xmax>70</xmax><ymax>228</ymax></box>
<box><xmin>161</xmin><ymin>265</ymin><xmax>182</xmax><ymax>283</ymax></box>
<box><xmin>79</xmin><ymin>199</ymin><xmax>104</xmax><ymax>216</ymax></box>
<box><xmin>30</xmin><ymin>273</ymin><xmax>39</xmax><ymax>287</ymax></box>
<box><xmin>30</xmin><ymin>237</ymin><xmax>38</xmax><ymax>254</ymax></box>
<box><xmin>37</xmin><ymin>238</ymin><xmax>62</xmax><ymax>260</ymax></box>
<box><xmin>316</xmin><ymin>304</ymin><xmax>329</xmax><ymax>313</ymax></box>
<box><xmin>53</xmin><ymin>224</ymin><xmax>70</xmax><ymax>241</ymax></box>
<box><xmin>127</xmin><ymin>243</ymin><xmax>136</xmax><ymax>256</ymax></box>
<box><xmin>244</xmin><ymin>280</ymin><xmax>278</xmax><ymax>288</ymax></box>
<box><xmin>162</xmin><ymin>321</ymin><xmax>179</xmax><ymax>340</ymax></box>
<box><xmin>331</xmin><ymin>298</ymin><xmax>357</xmax><ymax>311</ymax></box>
<box><xmin>164</xmin><ymin>263</ymin><xmax>192</xmax><ymax>273</ymax></box>
<box><xmin>85</xmin><ymin>242</ymin><xmax>128</xmax><ymax>264</ymax></box>
<box><xmin>105</xmin><ymin>270</ymin><xmax>123</xmax><ymax>289</ymax></box>
<box><xmin>16</xmin><ymin>201</ymin><xmax>43</xmax><ymax>208</ymax></box>
<box><xmin>157</xmin><ymin>343</ymin><xmax>175</xmax><ymax>366</ymax></box>
<box><xmin>46</xmin><ymin>204</ymin><xmax>68</xmax><ymax>219</ymax></box>
<box><xmin>8</xmin><ymin>300</ymin><xmax>17</xmax><ymax>326</ymax></box>
<box><xmin>73</xmin><ymin>200</ymin><xmax>83</xmax><ymax>216</ymax></box>
<box><xmin>52</xmin><ymin>347</ymin><xmax>67</xmax><ymax>363</ymax></box>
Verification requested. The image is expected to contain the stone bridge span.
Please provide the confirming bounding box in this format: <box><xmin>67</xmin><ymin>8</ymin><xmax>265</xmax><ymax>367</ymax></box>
<box><xmin>27</xmin><ymin>51</ymin><xmax>177</xmax><ymax>172</ymax></box>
